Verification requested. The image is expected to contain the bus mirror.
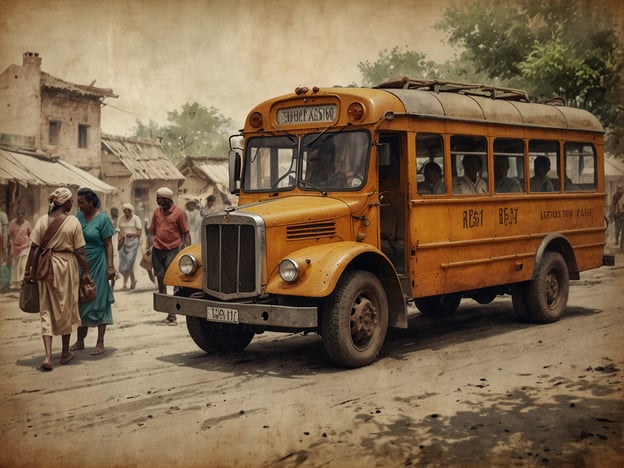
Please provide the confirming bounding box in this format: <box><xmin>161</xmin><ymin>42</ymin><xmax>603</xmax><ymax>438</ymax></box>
<box><xmin>377</xmin><ymin>143</ymin><xmax>391</xmax><ymax>166</ymax></box>
<box><xmin>229</xmin><ymin>149</ymin><xmax>241</xmax><ymax>194</ymax></box>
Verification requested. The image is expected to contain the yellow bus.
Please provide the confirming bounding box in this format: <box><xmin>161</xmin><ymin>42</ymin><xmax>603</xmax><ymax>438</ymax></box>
<box><xmin>154</xmin><ymin>78</ymin><xmax>606</xmax><ymax>368</ymax></box>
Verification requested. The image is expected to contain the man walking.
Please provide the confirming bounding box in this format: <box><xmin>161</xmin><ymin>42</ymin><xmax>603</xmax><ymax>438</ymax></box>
<box><xmin>148</xmin><ymin>187</ymin><xmax>190</xmax><ymax>325</ymax></box>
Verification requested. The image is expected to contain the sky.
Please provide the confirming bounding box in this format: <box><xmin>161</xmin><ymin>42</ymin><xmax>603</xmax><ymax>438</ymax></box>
<box><xmin>0</xmin><ymin>0</ymin><xmax>455</xmax><ymax>136</ymax></box>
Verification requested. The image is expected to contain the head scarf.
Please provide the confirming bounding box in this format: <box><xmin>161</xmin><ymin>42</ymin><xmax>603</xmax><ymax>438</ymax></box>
<box><xmin>156</xmin><ymin>187</ymin><xmax>174</xmax><ymax>200</ymax></box>
<box><xmin>49</xmin><ymin>187</ymin><xmax>72</xmax><ymax>210</ymax></box>
<box><xmin>122</xmin><ymin>202</ymin><xmax>135</xmax><ymax>212</ymax></box>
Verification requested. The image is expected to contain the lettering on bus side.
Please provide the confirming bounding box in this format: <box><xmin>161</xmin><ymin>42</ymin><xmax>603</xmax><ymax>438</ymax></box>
<box><xmin>498</xmin><ymin>207</ymin><xmax>519</xmax><ymax>226</ymax></box>
<box><xmin>463</xmin><ymin>209</ymin><xmax>484</xmax><ymax>229</ymax></box>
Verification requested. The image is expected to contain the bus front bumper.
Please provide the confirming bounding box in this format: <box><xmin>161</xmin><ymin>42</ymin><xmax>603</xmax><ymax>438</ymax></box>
<box><xmin>153</xmin><ymin>293</ymin><xmax>318</xmax><ymax>329</ymax></box>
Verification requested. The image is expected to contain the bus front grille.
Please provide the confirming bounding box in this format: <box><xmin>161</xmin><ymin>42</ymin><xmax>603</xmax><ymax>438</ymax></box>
<box><xmin>205</xmin><ymin>222</ymin><xmax>258</xmax><ymax>297</ymax></box>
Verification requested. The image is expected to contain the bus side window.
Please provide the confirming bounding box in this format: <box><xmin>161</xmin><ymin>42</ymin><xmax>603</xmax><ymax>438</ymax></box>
<box><xmin>564</xmin><ymin>142</ymin><xmax>596</xmax><ymax>191</ymax></box>
<box><xmin>416</xmin><ymin>133</ymin><xmax>446</xmax><ymax>195</ymax></box>
<box><xmin>529</xmin><ymin>140</ymin><xmax>560</xmax><ymax>193</ymax></box>
<box><xmin>494</xmin><ymin>138</ymin><xmax>524</xmax><ymax>193</ymax></box>
<box><xmin>451</xmin><ymin>135</ymin><xmax>488</xmax><ymax>195</ymax></box>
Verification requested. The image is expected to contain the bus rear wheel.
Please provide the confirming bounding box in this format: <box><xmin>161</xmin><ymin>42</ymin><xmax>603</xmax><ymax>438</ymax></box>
<box><xmin>526</xmin><ymin>252</ymin><xmax>569</xmax><ymax>323</ymax></box>
<box><xmin>186</xmin><ymin>316</ymin><xmax>255</xmax><ymax>353</ymax></box>
<box><xmin>321</xmin><ymin>271</ymin><xmax>388</xmax><ymax>368</ymax></box>
<box><xmin>414</xmin><ymin>293</ymin><xmax>461</xmax><ymax>316</ymax></box>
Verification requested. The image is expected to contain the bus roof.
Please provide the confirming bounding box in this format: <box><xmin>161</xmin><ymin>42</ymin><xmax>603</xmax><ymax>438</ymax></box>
<box><xmin>375</xmin><ymin>78</ymin><xmax>604</xmax><ymax>133</ymax></box>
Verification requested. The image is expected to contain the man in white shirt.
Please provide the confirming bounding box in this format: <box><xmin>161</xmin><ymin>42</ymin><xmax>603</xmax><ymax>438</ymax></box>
<box><xmin>453</xmin><ymin>155</ymin><xmax>488</xmax><ymax>194</ymax></box>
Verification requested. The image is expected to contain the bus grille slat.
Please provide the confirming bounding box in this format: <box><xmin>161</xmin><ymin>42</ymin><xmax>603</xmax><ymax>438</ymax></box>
<box><xmin>206</xmin><ymin>223</ymin><xmax>256</xmax><ymax>295</ymax></box>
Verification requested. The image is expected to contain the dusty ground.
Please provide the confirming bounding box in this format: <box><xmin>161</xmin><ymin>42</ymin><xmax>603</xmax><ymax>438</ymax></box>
<box><xmin>0</xmin><ymin>249</ymin><xmax>622</xmax><ymax>467</ymax></box>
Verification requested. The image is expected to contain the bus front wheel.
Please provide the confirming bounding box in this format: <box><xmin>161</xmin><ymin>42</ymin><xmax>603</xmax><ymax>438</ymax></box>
<box><xmin>321</xmin><ymin>271</ymin><xmax>389</xmax><ymax>368</ymax></box>
<box><xmin>186</xmin><ymin>316</ymin><xmax>255</xmax><ymax>353</ymax></box>
<box><xmin>526</xmin><ymin>252</ymin><xmax>569</xmax><ymax>323</ymax></box>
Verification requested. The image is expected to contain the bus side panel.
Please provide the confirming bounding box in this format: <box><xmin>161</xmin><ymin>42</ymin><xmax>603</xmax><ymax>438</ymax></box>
<box><xmin>409</xmin><ymin>194</ymin><xmax>604</xmax><ymax>298</ymax></box>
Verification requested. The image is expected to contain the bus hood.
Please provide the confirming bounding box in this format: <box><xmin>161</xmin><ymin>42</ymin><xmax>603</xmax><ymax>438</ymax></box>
<box><xmin>235</xmin><ymin>195</ymin><xmax>352</xmax><ymax>227</ymax></box>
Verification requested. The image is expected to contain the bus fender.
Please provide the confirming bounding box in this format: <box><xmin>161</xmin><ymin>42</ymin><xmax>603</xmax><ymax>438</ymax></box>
<box><xmin>266</xmin><ymin>241</ymin><xmax>407</xmax><ymax>329</ymax></box>
<box><xmin>533</xmin><ymin>233</ymin><xmax>579</xmax><ymax>281</ymax></box>
<box><xmin>163</xmin><ymin>243</ymin><xmax>203</xmax><ymax>290</ymax></box>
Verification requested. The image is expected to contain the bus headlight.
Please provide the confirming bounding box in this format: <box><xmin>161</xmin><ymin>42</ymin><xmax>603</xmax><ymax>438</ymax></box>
<box><xmin>279</xmin><ymin>258</ymin><xmax>300</xmax><ymax>283</ymax></box>
<box><xmin>179</xmin><ymin>254</ymin><xmax>199</xmax><ymax>276</ymax></box>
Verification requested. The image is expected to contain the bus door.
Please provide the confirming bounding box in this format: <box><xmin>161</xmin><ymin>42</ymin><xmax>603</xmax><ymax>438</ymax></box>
<box><xmin>378</xmin><ymin>133</ymin><xmax>405</xmax><ymax>273</ymax></box>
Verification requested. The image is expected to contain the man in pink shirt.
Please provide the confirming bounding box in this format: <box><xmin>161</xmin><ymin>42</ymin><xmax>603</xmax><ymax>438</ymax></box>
<box><xmin>148</xmin><ymin>187</ymin><xmax>191</xmax><ymax>325</ymax></box>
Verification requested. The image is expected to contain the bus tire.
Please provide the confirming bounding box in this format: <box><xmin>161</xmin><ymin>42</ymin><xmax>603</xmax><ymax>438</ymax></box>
<box><xmin>414</xmin><ymin>293</ymin><xmax>461</xmax><ymax>316</ymax></box>
<box><xmin>321</xmin><ymin>271</ymin><xmax>388</xmax><ymax>368</ymax></box>
<box><xmin>511</xmin><ymin>282</ymin><xmax>531</xmax><ymax>322</ymax></box>
<box><xmin>526</xmin><ymin>252</ymin><xmax>569</xmax><ymax>323</ymax></box>
<box><xmin>186</xmin><ymin>316</ymin><xmax>254</xmax><ymax>353</ymax></box>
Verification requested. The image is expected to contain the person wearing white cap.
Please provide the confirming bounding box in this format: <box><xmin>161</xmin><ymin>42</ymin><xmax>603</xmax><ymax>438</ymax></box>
<box><xmin>148</xmin><ymin>187</ymin><xmax>191</xmax><ymax>325</ymax></box>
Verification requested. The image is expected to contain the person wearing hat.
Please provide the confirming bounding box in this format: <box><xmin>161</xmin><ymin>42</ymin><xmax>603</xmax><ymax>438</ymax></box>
<box><xmin>24</xmin><ymin>187</ymin><xmax>92</xmax><ymax>370</ymax></box>
<box><xmin>148</xmin><ymin>187</ymin><xmax>191</xmax><ymax>325</ymax></box>
<box><xmin>117</xmin><ymin>202</ymin><xmax>142</xmax><ymax>290</ymax></box>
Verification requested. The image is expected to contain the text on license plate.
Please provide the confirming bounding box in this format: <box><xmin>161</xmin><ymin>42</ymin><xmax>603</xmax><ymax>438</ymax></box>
<box><xmin>207</xmin><ymin>306</ymin><xmax>239</xmax><ymax>323</ymax></box>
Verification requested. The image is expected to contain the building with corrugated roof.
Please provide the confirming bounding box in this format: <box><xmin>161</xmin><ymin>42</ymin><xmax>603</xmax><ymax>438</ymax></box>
<box><xmin>101</xmin><ymin>134</ymin><xmax>184</xmax><ymax>221</ymax></box>
<box><xmin>176</xmin><ymin>155</ymin><xmax>237</xmax><ymax>210</ymax></box>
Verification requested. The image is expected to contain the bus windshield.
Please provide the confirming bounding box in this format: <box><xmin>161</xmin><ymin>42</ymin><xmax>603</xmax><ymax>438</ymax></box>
<box><xmin>242</xmin><ymin>131</ymin><xmax>371</xmax><ymax>192</ymax></box>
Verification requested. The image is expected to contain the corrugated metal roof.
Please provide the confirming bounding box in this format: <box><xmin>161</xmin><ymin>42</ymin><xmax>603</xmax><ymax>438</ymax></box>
<box><xmin>196</xmin><ymin>160</ymin><xmax>229</xmax><ymax>187</ymax></box>
<box><xmin>0</xmin><ymin>147</ymin><xmax>116</xmax><ymax>193</ymax></box>
<box><xmin>101</xmin><ymin>134</ymin><xmax>184</xmax><ymax>182</ymax></box>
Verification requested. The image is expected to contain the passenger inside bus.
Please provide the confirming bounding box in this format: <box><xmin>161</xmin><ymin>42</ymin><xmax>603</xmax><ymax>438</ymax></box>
<box><xmin>418</xmin><ymin>162</ymin><xmax>446</xmax><ymax>195</ymax></box>
<box><xmin>453</xmin><ymin>155</ymin><xmax>488</xmax><ymax>194</ymax></box>
<box><xmin>530</xmin><ymin>156</ymin><xmax>555</xmax><ymax>192</ymax></box>
<box><xmin>305</xmin><ymin>139</ymin><xmax>347</xmax><ymax>188</ymax></box>
<box><xmin>494</xmin><ymin>157</ymin><xmax>522</xmax><ymax>193</ymax></box>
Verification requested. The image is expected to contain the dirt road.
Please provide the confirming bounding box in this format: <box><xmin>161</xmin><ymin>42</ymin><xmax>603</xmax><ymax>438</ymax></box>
<box><xmin>1</xmin><ymin>255</ymin><xmax>622</xmax><ymax>467</ymax></box>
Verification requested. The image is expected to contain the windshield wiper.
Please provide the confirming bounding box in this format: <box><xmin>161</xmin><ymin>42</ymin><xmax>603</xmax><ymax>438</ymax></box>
<box><xmin>270</xmin><ymin>123</ymin><xmax>296</xmax><ymax>143</ymax></box>
<box><xmin>304</xmin><ymin>123</ymin><xmax>350</xmax><ymax>149</ymax></box>
<box><xmin>298</xmin><ymin>179</ymin><xmax>327</xmax><ymax>195</ymax></box>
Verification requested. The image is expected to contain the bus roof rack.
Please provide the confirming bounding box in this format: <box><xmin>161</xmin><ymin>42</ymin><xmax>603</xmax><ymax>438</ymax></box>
<box><xmin>374</xmin><ymin>77</ymin><xmax>531</xmax><ymax>102</ymax></box>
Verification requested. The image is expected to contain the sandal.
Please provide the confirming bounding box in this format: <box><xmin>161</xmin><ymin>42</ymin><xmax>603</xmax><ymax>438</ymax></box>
<box><xmin>60</xmin><ymin>352</ymin><xmax>75</xmax><ymax>364</ymax></box>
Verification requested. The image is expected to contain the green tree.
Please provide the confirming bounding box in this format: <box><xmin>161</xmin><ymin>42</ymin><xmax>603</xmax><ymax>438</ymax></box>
<box><xmin>358</xmin><ymin>46</ymin><xmax>438</xmax><ymax>87</ymax></box>
<box><xmin>437</xmin><ymin>0</ymin><xmax>624</xmax><ymax>154</ymax></box>
<box><xmin>133</xmin><ymin>103</ymin><xmax>233</xmax><ymax>162</ymax></box>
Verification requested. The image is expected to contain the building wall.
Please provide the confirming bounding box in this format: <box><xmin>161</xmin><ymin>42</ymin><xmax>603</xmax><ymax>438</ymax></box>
<box><xmin>41</xmin><ymin>90</ymin><xmax>103</xmax><ymax>172</ymax></box>
<box><xmin>0</xmin><ymin>54</ymin><xmax>42</xmax><ymax>147</ymax></box>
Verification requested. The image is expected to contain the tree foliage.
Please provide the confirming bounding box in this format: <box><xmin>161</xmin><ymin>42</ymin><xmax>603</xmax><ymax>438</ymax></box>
<box><xmin>358</xmin><ymin>46</ymin><xmax>438</xmax><ymax>87</ymax></box>
<box><xmin>438</xmin><ymin>0</ymin><xmax>623</xmax><ymax>154</ymax></box>
<box><xmin>358</xmin><ymin>0</ymin><xmax>623</xmax><ymax>154</ymax></box>
<box><xmin>133</xmin><ymin>103</ymin><xmax>233</xmax><ymax>162</ymax></box>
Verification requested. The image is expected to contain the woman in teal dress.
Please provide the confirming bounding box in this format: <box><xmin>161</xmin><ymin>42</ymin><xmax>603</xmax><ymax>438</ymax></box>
<box><xmin>70</xmin><ymin>187</ymin><xmax>116</xmax><ymax>356</ymax></box>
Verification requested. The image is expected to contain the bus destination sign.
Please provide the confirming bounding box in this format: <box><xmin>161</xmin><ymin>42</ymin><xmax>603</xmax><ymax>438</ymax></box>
<box><xmin>277</xmin><ymin>104</ymin><xmax>337</xmax><ymax>125</ymax></box>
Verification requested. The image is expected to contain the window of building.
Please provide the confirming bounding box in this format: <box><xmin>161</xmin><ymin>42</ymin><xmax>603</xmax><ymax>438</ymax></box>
<box><xmin>78</xmin><ymin>124</ymin><xmax>89</xmax><ymax>148</ymax></box>
<box><xmin>49</xmin><ymin>121</ymin><xmax>60</xmax><ymax>146</ymax></box>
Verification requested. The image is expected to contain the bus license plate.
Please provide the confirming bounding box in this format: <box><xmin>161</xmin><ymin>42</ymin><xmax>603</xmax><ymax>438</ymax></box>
<box><xmin>207</xmin><ymin>306</ymin><xmax>239</xmax><ymax>324</ymax></box>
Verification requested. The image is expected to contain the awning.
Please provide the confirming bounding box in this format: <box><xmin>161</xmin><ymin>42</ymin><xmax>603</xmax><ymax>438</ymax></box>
<box><xmin>0</xmin><ymin>147</ymin><xmax>116</xmax><ymax>193</ymax></box>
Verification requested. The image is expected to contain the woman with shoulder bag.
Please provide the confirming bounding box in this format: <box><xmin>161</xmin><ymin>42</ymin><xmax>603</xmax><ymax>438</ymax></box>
<box><xmin>23</xmin><ymin>187</ymin><xmax>92</xmax><ymax>371</ymax></box>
